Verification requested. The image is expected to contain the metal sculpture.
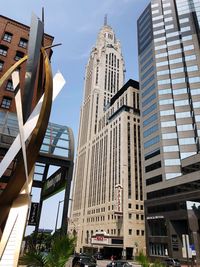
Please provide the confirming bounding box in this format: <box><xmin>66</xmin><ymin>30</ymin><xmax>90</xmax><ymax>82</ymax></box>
<box><xmin>0</xmin><ymin>14</ymin><xmax>65</xmax><ymax>266</ymax></box>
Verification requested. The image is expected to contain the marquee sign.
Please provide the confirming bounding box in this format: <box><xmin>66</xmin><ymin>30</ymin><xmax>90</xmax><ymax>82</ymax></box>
<box><xmin>91</xmin><ymin>232</ymin><xmax>110</xmax><ymax>245</ymax></box>
<box><xmin>114</xmin><ymin>184</ymin><xmax>123</xmax><ymax>215</ymax></box>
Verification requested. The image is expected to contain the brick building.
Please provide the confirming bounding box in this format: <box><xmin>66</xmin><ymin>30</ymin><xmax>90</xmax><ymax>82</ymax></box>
<box><xmin>0</xmin><ymin>14</ymin><xmax>54</xmax><ymax>112</ymax></box>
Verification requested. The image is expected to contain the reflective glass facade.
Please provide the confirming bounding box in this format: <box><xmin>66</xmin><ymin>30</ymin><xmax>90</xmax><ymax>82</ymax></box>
<box><xmin>138</xmin><ymin>0</ymin><xmax>200</xmax><ymax>186</ymax></box>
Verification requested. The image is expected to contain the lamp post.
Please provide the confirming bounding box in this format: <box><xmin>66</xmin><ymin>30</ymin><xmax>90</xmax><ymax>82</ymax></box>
<box><xmin>55</xmin><ymin>200</ymin><xmax>64</xmax><ymax>232</ymax></box>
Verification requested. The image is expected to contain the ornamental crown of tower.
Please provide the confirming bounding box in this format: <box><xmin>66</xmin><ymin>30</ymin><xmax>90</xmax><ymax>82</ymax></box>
<box><xmin>95</xmin><ymin>15</ymin><xmax>120</xmax><ymax>50</ymax></box>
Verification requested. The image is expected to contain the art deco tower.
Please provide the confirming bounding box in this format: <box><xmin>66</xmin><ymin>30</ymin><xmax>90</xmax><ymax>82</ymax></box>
<box><xmin>70</xmin><ymin>19</ymin><xmax>145</xmax><ymax>258</ymax></box>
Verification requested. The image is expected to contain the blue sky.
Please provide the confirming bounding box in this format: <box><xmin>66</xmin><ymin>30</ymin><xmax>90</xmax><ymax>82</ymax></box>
<box><xmin>1</xmin><ymin>0</ymin><xmax>149</xmax><ymax>231</ymax></box>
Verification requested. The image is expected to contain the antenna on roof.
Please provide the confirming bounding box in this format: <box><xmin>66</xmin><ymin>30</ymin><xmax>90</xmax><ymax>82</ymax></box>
<box><xmin>104</xmin><ymin>14</ymin><xmax>108</xmax><ymax>26</ymax></box>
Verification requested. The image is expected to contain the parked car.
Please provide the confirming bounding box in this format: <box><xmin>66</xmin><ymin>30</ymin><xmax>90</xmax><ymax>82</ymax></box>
<box><xmin>94</xmin><ymin>252</ymin><xmax>104</xmax><ymax>260</ymax></box>
<box><xmin>107</xmin><ymin>260</ymin><xmax>132</xmax><ymax>267</ymax></box>
<box><xmin>164</xmin><ymin>258</ymin><xmax>181</xmax><ymax>267</ymax></box>
<box><xmin>72</xmin><ymin>253</ymin><xmax>97</xmax><ymax>267</ymax></box>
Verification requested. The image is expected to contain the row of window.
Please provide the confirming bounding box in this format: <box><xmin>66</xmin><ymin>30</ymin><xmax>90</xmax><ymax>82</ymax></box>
<box><xmin>157</xmin><ymin>65</ymin><xmax>198</xmax><ymax>76</ymax></box>
<box><xmin>128</xmin><ymin>229</ymin><xmax>144</xmax><ymax>236</ymax></box>
<box><xmin>159</xmin><ymin>99</ymin><xmax>200</xmax><ymax>107</ymax></box>
<box><xmin>156</xmin><ymin>52</ymin><xmax>195</xmax><ymax>68</ymax></box>
<box><xmin>158</xmin><ymin>76</ymin><xmax>200</xmax><ymax>85</ymax></box>
<box><xmin>0</xmin><ymin>45</ymin><xmax>25</xmax><ymax>61</ymax></box>
<box><xmin>3</xmin><ymin>32</ymin><xmax>28</xmax><ymax>48</ymax></box>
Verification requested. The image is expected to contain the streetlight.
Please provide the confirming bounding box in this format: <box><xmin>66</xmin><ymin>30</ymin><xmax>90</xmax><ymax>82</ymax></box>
<box><xmin>55</xmin><ymin>200</ymin><xmax>64</xmax><ymax>232</ymax></box>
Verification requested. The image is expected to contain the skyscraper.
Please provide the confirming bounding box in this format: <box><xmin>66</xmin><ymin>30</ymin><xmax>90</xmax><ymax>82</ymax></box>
<box><xmin>138</xmin><ymin>0</ymin><xmax>200</xmax><ymax>260</ymax></box>
<box><xmin>70</xmin><ymin>20</ymin><xmax>145</xmax><ymax>258</ymax></box>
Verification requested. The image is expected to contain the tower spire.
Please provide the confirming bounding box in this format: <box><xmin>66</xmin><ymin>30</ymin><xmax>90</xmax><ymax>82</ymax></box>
<box><xmin>104</xmin><ymin>14</ymin><xmax>108</xmax><ymax>26</ymax></box>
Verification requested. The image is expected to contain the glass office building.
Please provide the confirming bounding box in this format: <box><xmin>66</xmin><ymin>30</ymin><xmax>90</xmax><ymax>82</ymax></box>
<box><xmin>138</xmin><ymin>0</ymin><xmax>200</xmax><ymax>260</ymax></box>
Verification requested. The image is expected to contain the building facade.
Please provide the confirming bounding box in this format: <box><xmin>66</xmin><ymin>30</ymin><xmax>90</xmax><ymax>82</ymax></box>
<box><xmin>138</xmin><ymin>0</ymin><xmax>200</xmax><ymax>261</ymax></box>
<box><xmin>69</xmin><ymin>22</ymin><xmax>145</xmax><ymax>259</ymax></box>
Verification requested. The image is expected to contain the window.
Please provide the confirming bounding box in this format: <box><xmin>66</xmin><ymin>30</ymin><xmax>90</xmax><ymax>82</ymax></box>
<box><xmin>165</xmin><ymin>159</ymin><xmax>181</xmax><ymax>166</ymax></box>
<box><xmin>0</xmin><ymin>45</ymin><xmax>8</xmax><ymax>56</ymax></box>
<box><xmin>179</xmin><ymin>138</ymin><xmax>195</xmax><ymax>145</ymax></box>
<box><xmin>143</xmin><ymin>124</ymin><xmax>159</xmax><ymax>138</ymax></box>
<box><xmin>153</xmin><ymin>21</ymin><xmax>164</xmax><ymax>28</ymax></box>
<box><xmin>162</xmin><ymin>133</ymin><xmax>177</xmax><ymax>139</ymax></box>
<box><xmin>155</xmin><ymin>52</ymin><xmax>168</xmax><ymax>59</ymax></box>
<box><xmin>151</xmin><ymin>3</ymin><xmax>159</xmax><ymax>8</ymax></box>
<box><xmin>155</xmin><ymin>44</ymin><xmax>167</xmax><ymax>50</ymax></box>
<box><xmin>158</xmin><ymin>79</ymin><xmax>170</xmax><ymax>85</ymax></box>
<box><xmin>182</xmin><ymin>35</ymin><xmax>192</xmax><ymax>41</ymax></box>
<box><xmin>173</xmin><ymin>88</ymin><xmax>187</xmax><ymax>95</ymax></box>
<box><xmin>136</xmin><ymin>214</ymin><xmax>139</xmax><ymax>220</ymax></box>
<box><xmin>161</xmin><ymin>121</ymin><xmax>176</xmax><ymax>127</ymax></box>
<box><xmin>152</xmin><ymin>9</ymin><xmax>159</xmax><ymax>14</ymax></box>
<box><xmin>129</xmin><ymin>213</ymin><xmax>132</xmax><ymax>219</ymax></box>
<box><xmin>6</xmin><ymin>80</ymin><xmax>14</xmax><ymax>91</ymax></box>
<box><xmin>143</xmin><ymin>103</ymin><xmax>157</xmax><ymax>116</ymax></box>
<box><xmin>144</xmin><ymin>136</ymin><xmax>160</xmax><ymax>148</ymax></box>
<box><xmin>152</xmin><ymin>15</ymin><xmax>163</xmax><ymax>21</ymax></box>
<box><xmin>191</xmin><ymin>89</ymin><xmax>200</xmax><ymax>95</ymax></box>
<box><xmin>177</xmin><ymin>124</ymin><xmax>193</xmax><ymax>131</ymax></box>
<box><xmin>181</xmin><ymin>152</ymin><xmax>196</xmax><ymax>159</ymax></box>
<box><xmin>19</xmin><ymin>38</ymin><xmax>28</xmax><ymax>48</ymax></box>
<box><xmin>142</xmin><ymin>93</ymin><xmax>156</xmax><ymax>107</ymax></box>
<box><xmin>163</xmin><ymin>3</ymin><xmax>171</xmax><ymax>7</ymax></box>
<box><xmin>172</xmin><ymin>78</ymin><xmax>185</xmax><ymax>85</ymax></box>
<box><xmin>128</xmin><ymin>203</ymin><xmax>132</xmax><ymax>208</ymax></box>
<box><xmin>181</xmin><ymin>26</ymin><xmax>190</xmax><ymax>32</ymax></box>
<box><xmin>165</xmin><ymin>17</ymin><xmax>173</xmax><ymax>22</ymax></box>
<box><xmin>3</xmin><ymin>32</ymin><xmax>12</xmax><ymax>42</ymax></box>
<box><xmin>180</xmin><ymin>18</ymin><xmax>189</xmax><ymax>24</ymax></box>
<box><xmin>129</xmin><ymin>229</ymin><xmax>132</xmax><ymax>235</ymax></box>
<box><xmin>154</xmin><ymin>29</ymin><xmax>165</xmax><ymax>35</ymax></box>
<box><xmin>163</xmin><ymin>146</ymin><xmax>179</xmax><ymax>152</ymax></box>
<box><xmin>143</xmin><ymin>113</ymin><xmax>158</xmax><ymax>127</ymax></box>
<box><xmin>141</xmin><ymin>230</ymin><xmax>145</xmax><ymax>236</ymax></box>
<box><xmin>142</xmin><ymin>84</ymin><xmax>155</xmax><ymax>98</ymax></box>
<box><xmin>159</xmin><ymin>99</ymin><xmax>173</xmax><ymax>105</ymax></box>
<box><xmin>176</xmin><ymin>112</ymin><xmax>191</xmax><ymax>118</ymax></box>
<box><xmin>164</xmin><ymin>10</ymin><xmax>172</xmax><ymax>15</ymax></box>
<box><xmin>174</xmin><ymin>99</ymin><xmax>189</xmax><ymax>106</ymax></box>
<box><xmin>160</xmin><ymin>109</ymin><xmax>174</xmax><ymax>116</ymax></box>
<box><xmin>158</xmin><ymin>88</ymin><xmax>171</xmax><ymax>95</ymax></box>
<box><xmin>136</xmin><ymin>230</ymin><xmax>140</xmax><ymax>235</ymax></box>
<box><xmin>157</xmin><ymin>69</ymin><xmax>170</xmax><ymax>76</ymax></box>
<box><xmin>154</xmin><ymin>36</ymin><xmax>166</xmax><ymax>43</ymax></box>
<box><xmin>14</xmin><ymin>51</ymin><xmax>24</xmax><ymax>61</ymax></box>
<box><xmin>188</xmin><ymin>77</ymin><xmax>200</xmax><ymax>83</ymax></box>
<box><xmin>1</xmin><ymin>97</ymin><xmax>12</xmax><ymax>109</ymax></box>
<box><xmin>166</xmin><ymin>31</ymin><xmax>179</xmax><ymax>38</ymax></box>
<box><xmin>0</xmin><ymin>60</ymin><xmax>4</xmax><ymax>71</ymax></box>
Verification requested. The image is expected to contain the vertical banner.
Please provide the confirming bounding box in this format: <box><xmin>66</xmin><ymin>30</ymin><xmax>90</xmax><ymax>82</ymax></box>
<box><xmin>28</xmin><ymin>202</ymin><xmax>39</xmax><ymax>226</ymax></box>
<box><xmin>114</xmin><ymin>184</ymin><xmax>123</xmax><ymax>216</ymax></box>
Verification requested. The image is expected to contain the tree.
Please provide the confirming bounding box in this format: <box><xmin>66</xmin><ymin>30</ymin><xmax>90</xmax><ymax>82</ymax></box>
<box><xmin>20</xmin><ymin>234</ymin><xmax>76</xmax><ymax>267</ymax></box>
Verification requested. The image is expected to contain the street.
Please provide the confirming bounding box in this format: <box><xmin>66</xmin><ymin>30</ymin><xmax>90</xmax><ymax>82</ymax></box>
<box><xmin>97</xmin><ymin>260</ymin><xmax>141</xmax><ymax>267</ymax></box>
